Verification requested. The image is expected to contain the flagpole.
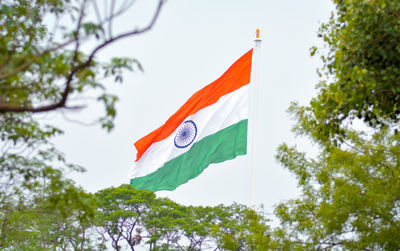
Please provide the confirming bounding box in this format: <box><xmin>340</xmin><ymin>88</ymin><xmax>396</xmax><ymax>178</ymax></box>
<box><xmin>250</xmin><ymin>29</ymin><xmax>262</xmax><ymax>206</ymax></box>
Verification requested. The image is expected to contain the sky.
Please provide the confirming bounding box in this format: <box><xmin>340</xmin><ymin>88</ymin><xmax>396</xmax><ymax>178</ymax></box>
<box><xmin>52</xmin><ymin>0</ymin><xmax>335</xmax><ymax>214</ymax></box>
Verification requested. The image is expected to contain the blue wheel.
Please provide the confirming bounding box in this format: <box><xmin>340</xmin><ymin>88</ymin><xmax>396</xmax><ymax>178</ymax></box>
<box><xmin>174</xmin><ymin>120</ymin><xmax>197</xmax><ymax>148</ymax></box>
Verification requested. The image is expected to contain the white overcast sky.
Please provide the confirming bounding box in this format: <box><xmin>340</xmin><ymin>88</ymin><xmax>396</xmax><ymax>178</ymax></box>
<box><xmin>51</xmin><ymin>0</ymin><xmax>334</xmax><ymax>213</ymax></box>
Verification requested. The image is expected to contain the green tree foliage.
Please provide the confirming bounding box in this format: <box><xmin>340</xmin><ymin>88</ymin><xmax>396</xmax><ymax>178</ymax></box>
<box><xmin>0</xmin><ymin>0</ymin><xmax>165</xmax><ymax>249</ymax></box>
<box><xmin>0</xmin><ymin>114</ymin><xmax>100</xmax><ymax>249</ymax></box>
<box><xmin>1</xmin><ymin>179</ymin><xmax>102</xmax><ymax>250</ymax></box>
<box><xmin>275</xmin><ymin>0</ymin><xmax>400</xmax><ymax>250</ymax></box>
<box><xmin>142</xmin><ymin>197</ymin><xmax>187</xmax><ymax>250</ymax></box>
<box><xmin>211</xmin><ymin>204</ymin><xmax>274</xmax><ymax>250</ymax></box>
<box><xmin>0</xmin><ymin>0</ymin><xmax>164</xmax><ymax>126</ymax></box>
<box><xmin>299</xmin><ymin>0</ymin><xmax>400</xmax><ymax>144</ymax></box>
<box><xmin>95</xmin><ymin>185</ymin><xmax>275</xmax><ymax>250</ymax></box>
<box><xmin>275</xmin><ymin>129</ymin><xmax>400</xmax><ymax>250</ymax></box>
<box><xmin>95</xmin><ymin>185</ymin><xmax>157</xmax><ymax>250</ymax></box>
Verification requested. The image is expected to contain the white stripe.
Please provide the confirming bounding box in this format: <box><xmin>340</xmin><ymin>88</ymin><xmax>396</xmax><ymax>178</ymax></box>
<box><xmin>129</xmin><ymin>84</ymin><xmax>249</xmax><ymax>179</ymax></box>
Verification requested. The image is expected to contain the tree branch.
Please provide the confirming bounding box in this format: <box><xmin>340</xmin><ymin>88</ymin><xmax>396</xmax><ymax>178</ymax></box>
<box><xmin>0</xmin><ymin>0</ymin><xmax>165</xmax><ymax>114</ymax></box>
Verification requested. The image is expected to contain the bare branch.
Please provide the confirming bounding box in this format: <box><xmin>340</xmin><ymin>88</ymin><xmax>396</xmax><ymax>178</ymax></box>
<box><xmin>60</xmin><ymin>110</ymin><xmax>98</xmax><ymax>127</ymax></box>
<box><xmin>72</xmin><ymin>0</ymin><xmax>88</xmax><ymax>63</ymax></box>
<box><xmin>87</xmin><ymin>0</ymin><xmax>164</xmax><ymax>63</ymax></box>
<box><xmin>109</xmin><ymin>0</ymin><xmax>116</xmax><ymax>39</ymax></box>
<box><xmin>94</xmin><ymin>0</ymin><xmax>136</xmax><ymax>39</ymax></box>
<box><xmin>92</xmin><ymin>0</ymin><xmax>106</xmax><ymax>40</ymax></box>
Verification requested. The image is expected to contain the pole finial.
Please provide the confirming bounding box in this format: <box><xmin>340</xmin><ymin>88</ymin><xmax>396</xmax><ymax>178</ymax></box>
<box><xmin>256</xmin><ymin>29</ymin><xmax>260</xmax><ymax>39</ymax></box>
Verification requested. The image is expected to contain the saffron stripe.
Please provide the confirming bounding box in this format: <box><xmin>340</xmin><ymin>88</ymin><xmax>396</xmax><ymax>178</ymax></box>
<box><xmin>130</xmin><ymin>119</ymin><xmax>248</xmax><ymax>191</ymax></box>
<box><xmin>134</xmin><ymin>49</ymin><xmax>253</xmax><ymax>161</ymax></box>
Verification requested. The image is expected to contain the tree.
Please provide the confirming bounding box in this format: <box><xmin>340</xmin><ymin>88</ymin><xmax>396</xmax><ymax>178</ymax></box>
<box><xmin>1</xmin><ymin>178</ymin><xmax>102</xmax><ymax>250</ymax></box>
<box><xmin>211</xmin><ymin>204</ymin><xmax>275</xmax><ymax>250</ymax></box>
<box><xmin>298</xmin><ymin>0</ymin><xmax>400</xmax><ymax>144</ymax></box>
<box><xmin>275</xmin><ymin>129</ymin><xmax>400</xmax><ymax>250</ymax></box>
<box><xmin>95</xmin><ymin>185</ymin><xmax>157</xmax><ymax>250</ymax></box>
<box><xmin>95</xmin><ymin>185</ymin><xmax>276</xmax><ymax>251</ymax></box>
<box><xmin>274</xmin><ymin>0</ymin><xmax>400</xmax><ymax>249</ymax></box>
<box><xmin>0</xmin><ymin>0</ymin><xmax>164</xmax><ymax>121</ymax></box>
<box><xmin>174</xmin><ymin>205</ymin><xmax>214</xmax><ymax>250</ymax></box>
<box><xmin>0</xmin><ymin>0</ymin><xmax>165</xmax><ymax>248</ymax></box>
<box><xmin>142</xmin><ymin>197</ymin><xmax>187</xmax><ymax>250</ymax></box>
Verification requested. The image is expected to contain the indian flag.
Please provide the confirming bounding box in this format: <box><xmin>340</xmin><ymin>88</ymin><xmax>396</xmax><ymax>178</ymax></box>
<box><xmin>129</xmin><ymin>49</ymin><xmax>253</xmax><ymax>191</ymax></box>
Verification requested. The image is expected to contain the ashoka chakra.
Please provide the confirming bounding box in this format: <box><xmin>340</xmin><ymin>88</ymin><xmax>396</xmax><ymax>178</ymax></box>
<box><xmin>174</xmin><ymin>120</ymin><xmax>197</xmax><ymax>148</ymax></box>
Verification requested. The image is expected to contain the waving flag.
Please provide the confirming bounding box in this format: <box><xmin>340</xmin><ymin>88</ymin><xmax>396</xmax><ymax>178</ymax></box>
<box><xmin>130</xmin><ymin>49</ymin><xmax>253</xmax><ymax>191</ymax></box>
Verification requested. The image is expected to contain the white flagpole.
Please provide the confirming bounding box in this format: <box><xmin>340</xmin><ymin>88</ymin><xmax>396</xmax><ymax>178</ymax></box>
<box><xmin>250</xmin><ymin>29</ymin><xmax>262</xmax><ymax>206</ymax></box>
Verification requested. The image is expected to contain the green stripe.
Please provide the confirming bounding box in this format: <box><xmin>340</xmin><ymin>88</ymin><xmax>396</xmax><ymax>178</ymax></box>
<box><xmin>131</xmin><ymin>119</ymin><xmax>248</xmax><ymax>191</ymax></box>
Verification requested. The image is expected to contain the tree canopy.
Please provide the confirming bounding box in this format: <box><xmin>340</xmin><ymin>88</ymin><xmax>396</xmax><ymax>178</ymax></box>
<box><xmin>0</xmin><ymin>0</ymin><xmax>165</xmax><ymax>249</ymax></box>
<box><xmin>94</xmin><ymin>185</ymin><xmax>275</xmax><ymax>250</ymax></box>
<box><xmin>299</xmin><ymin>0</ymin><xmax>400</xmax><ymax>145</ymax></box>
<box><xmin>274</xmin><ymin>0</ymin><xmax>400</xmax><ymax>249</ymax></box>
